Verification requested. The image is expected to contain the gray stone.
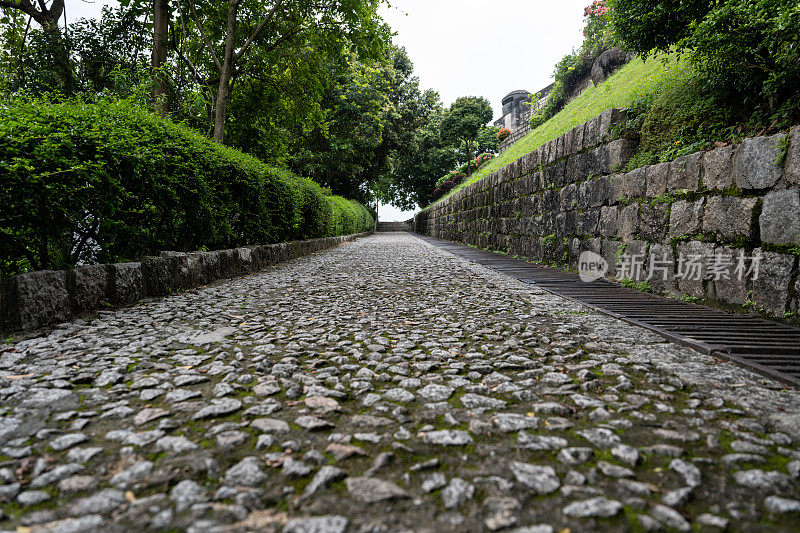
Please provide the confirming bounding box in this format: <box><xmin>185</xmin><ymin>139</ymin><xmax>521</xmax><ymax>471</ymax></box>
<box><xmin>667</xmin><ymin>152</ymin><xmax>701</xmax><ymax>191</ymax></box>
<box><xmin>251</xmin><ymin>418</ymin><xmax>290</xmax><ymax>433</ymax></box>
<box><xmin>752</xmin><ymin>250</ymin><xmax>795</xmax><ymax>316</ymax></box>
<box><xmin>492</xmin><ymin>413</ymin><xmax>539</xmax><ymax>433</ymax></box>
<box><xmin>345</xmin><ymin>477</ymin><xmax>410</xmax><ymax>502</ymax></box>
<box><xmin>646</xmin><ymin>163</ymin><xmax>669</xmax><ymax>197</ymax></box>
<box><xmin>4</xmin><ymin>270</ymin><xmax>70</xmax><ymax>330</ymax></box>
<box><xmin>557</xmin><ymin>447</ymin><xmax>594</xmax><ymax>465</ymax></box>
<box><xmin>460</xmin><ymin>393</ymin><xmax>507</xmax><ymax>410</ymax></box>
<box><xmin>668</xmin><ymin>199</ymin><xmax>703</xmax><ymax>239</ymax></box>
<box><xmin>225</xmin><ymin>457</ymin><xmax>268</xmax><ymax>487</ymax></box>
<box><xmin>702</xmin><ymin>145</ymin><xmax>734</xmax><ymax>190</ymax></box>
<box><xmin>30</xmin><ymin>464</ymin><xmax>84</xmax><ymax>488</ymax></box>
<box><xmin>576</xmin><ymin>427</ymin><xmax>620</xmax><ymax>448</ymax></box>
<box><xmin>283</xmin><ymin>516</ymin><xmax>349</xmax><ymax>533</ymax></box>
<box><xmin>69</xmin><ymin>489</ymin><xmax>126</xmax><ymax>516</ymax></box>
<box><xmin>484</xmin><ymin>496</ymin><xmax>521</xmax><ymax>531</ymax></box>
<box><xmin>662</xmin><ymin>487</ymin><xmax>693</xmax><ymax>507</ymax></box>
<box><xmin>669</xmin><ymin>458</ymin><xmax>701</xmax><ymax>487</ymax></box>
<box><xmin>734</xmin><ymin>134</ymin><xmax>785</xmax><ymax>190</ymax></box>
<box><xmin>70</xmin><ymin>265</ymin><xmax>109</xmax><ymax>315</ymax></box>
<box><xmin>17</xmin><ymin>490</ymin><xmax>52</xmax><ymax>506</ymax></box>
<box><xmin>618</xmin><ymin>204</ymin><xmax>639</xmax><ymax>240</ymax></box>
<box><xmin>170</xmin><ymin>479</ymin><xmax>207</xmax><ymax>511</ymax></box>
<box><xmin>422</xmin><ymin>430</ymin><xmax>473</xmax><ymax>446</ymax></box>
<box><xmin>786</xmin><ymin>125</ymin><xmax>800</xmax><ymax>185</ymax></box>
<box><xmin>49</xmin><ymin>433</ymin><xmax>88</xmax><ymax>451</ymax></box>
<box><xmin>33</xmin><ymin>515</ymin><xmax>105</xmax><ymax>532</ymax></box>
<box><xmin>611</xmin><ymin>444</ymin><xmax>640</xmax><ymax>466</ymax></box>
<box><xmin>110</xmin><ymin>461</ymin><xmax>153</xmax><ymax>488</ymax></box>
<box><xmin>192</xmin><ymin>398</ymin><xmax>242</xmax><ymax>420</ymax></box>
<box><xmin>734</xmin><ymin>469</ymin><xmax>792</xmax><ymax>490</ymax></box>
<box><xmin>58</xmin><ymin>475</ymin><xmax>98</xmax><ymax>494</ymax></box>
<box><xmin>282</xmin><ymin>457</ymin><xmax>313</xmax><ymax>478</ymax></box>
<box><xmin>562</xmin><ymin>497</ymin><xmax>623</xmax><ymax>518</ymax></box>
<box><xmin>301</xmin><ymin>466</ymin><xmax>346</xmax><ymax>500</ymax></box>
<box><xmin>696</xmin><ymin>514</ymin><xmax>729</xmax><ymax>529</ymax></box>
<box><xmin>383</xmin><ymin>387</ymin><xmax>415</xmax><ymax>403</ymax></box>
<box><xmin>702</xmin><ymin>195</ymin><xmax>757</xmax><ymax>241</ymax></box>
<box><xmin>764</xmin><ymin>495</ymin><xmax>800</xmax><ymax>514</ymax></box>
<box><xmin>154</xmin><ymin>436</ymin><xmax>199</xmax><ymax>453</ymax></box>
<box><xmin>421</xmin><ymin>472</ymin><xmax>447</xmax><ymax>493</ymax></box>
<box><xmin>650</xmin><ymin>504</ymin><xmax>691</xmax><ymax>531</ymax></box>
<box><xmin>760</xmin><ymin>189</ymin><xmax>800</xmax><ymax>245</ymax></box>
<box><xmin>295</xmin><ymin>415</ymin><xmax>334</xmax><ymax>431</ymax></box>
<box><xmin>597</xmin><ymin>460</ymin><xmax>634</xmax><ymax>478</ymax></box>
<box><xmin>518</xmin><ymin>431</ymin><xmax>568</xmax><ymax>450</ymax></box>
<box><xmin>442</xmin><ymin>477</ymin><xmax>474</xmax><ymax>509</ymax></box>
<box><xmin>510</xmin><ymin>461</ymin><xmax>560</xmax><ymax>494</ymax></box>
<box><xmin>108</xmin><ymin>262</ymin><xmax>143</xmax><ymax>305</ymax></box>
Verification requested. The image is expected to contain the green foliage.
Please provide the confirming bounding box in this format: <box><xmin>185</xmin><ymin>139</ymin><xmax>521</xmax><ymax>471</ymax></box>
<box><xmin>0</xmin><ymin>98</ymin><xmax>373</xmax><ymax>275</ymax></box>
<box><xmin>611</xmin><ymin>0</ymin><xmax>800</xmax><ymax>115</ymax></box>
<box><xmin>441</xmin><ymin>96</ymin><xmax>493</xmax><ymax>172</ymax></box>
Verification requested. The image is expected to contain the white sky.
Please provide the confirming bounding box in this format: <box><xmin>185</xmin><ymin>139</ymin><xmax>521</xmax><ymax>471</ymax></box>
<box><xmin>61</xmin><ymin>0</ymin><xmax>588</xmax><ymax>220</ymax></box>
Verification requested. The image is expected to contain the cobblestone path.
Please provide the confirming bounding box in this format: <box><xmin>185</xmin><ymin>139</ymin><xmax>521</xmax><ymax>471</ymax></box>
<box><xmin>2</xmin><ymin>233</ymin><xmax>800</xmax><ymax>532</ymax></box>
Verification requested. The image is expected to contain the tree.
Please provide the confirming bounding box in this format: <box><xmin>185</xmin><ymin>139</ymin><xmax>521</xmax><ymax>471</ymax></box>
<box><xmin>440</xmin><ymin>96</ymin><xmax>493</xmax><ymax>178</ymax></box>
<box><xmin>152</xmin><ymin>0</ymin><xmax>169</xmax><ymax>115</ymax></box>
<box><xmin>610</xmin><ymin>0</ymin><xmax>800</xmax><ymax>111</ymax></box>
<box><xmin>381</xmin><ymin>100</ymin><xmax>458</xmax><ymax>209</ymax></box>
<box><xmin>0</xmin><ymin>0</ymin><xmax>75</xmax><ymax>93</ymax></box>
<box><xmin>173</xmin><ymin>0</ymin><xmax>385</xmax><ymax>143</ymax></box>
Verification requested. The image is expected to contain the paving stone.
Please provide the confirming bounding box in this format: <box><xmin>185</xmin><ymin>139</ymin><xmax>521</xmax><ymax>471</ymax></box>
<box><xmin>510</xmin><ymin>462</ymin><xmax>560</xmax><ymax>494</ymax></box>
<box><xmin>422</xmin><ymin>430</ymin><xmax>473</xmax><ymax>446</ymax></box>
<box><xmin>562</xmin><ymin>497</ymin><xmax>623</xmax><ymax>517</ymax></box>
<box><xmin>345</xmin><ymin>477</ymin><xmax>410</xmax><ymax>502</ymax></box>
<box><xmin>283</xmin><ymin>515</ymin><xmax>349</xmax><ymax>533</ymax></box>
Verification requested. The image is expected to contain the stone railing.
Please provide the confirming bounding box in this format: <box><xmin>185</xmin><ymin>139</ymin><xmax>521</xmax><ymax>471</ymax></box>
<box><xmin>415</xmin><ymin>109</ymin><xmax>800</xmax><ymax>321</ymax></box>
<box><xmin>1</xmin><ymin>232</ymin><xmax>373</xmax><ymax>332</ymax></box>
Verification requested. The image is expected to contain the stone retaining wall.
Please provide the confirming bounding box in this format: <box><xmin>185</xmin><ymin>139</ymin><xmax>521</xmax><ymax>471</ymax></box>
<box><xmin>377</xmin><ymin>221</ymin><xmax>413</xmax><ymax>232</ymax></box>
<box><xmin>1</xmin><ymin>232</ymin><xmax>373</xmax><ymax>332</ymax></box>
<box><xmin>415</xmin><ymin>109</ymin><xmax>800</xmax><ymax>321</ymax></box>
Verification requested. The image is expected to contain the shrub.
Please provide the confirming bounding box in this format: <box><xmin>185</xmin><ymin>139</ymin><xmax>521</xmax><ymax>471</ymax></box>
<box><xmin>497</xmin><ymin>128</ymin><xmax>511</xmax><ymax>141</ymax></box>
<box><xmin>0</xmin><ymin>98</ymin><xmax>373</xmax><ymax>275</ymax></box>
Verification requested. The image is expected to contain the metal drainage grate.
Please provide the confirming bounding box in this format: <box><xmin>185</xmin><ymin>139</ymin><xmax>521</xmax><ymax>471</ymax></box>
<box><xmin>416</xmin><ymin>234</ymin><xmax>800</xmax><ymax>388</ymax></box>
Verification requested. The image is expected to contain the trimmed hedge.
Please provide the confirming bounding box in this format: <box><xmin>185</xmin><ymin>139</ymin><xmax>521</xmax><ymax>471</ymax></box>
<box><xmin>0</xmin><ymin>99</ymin><xmax>374</xmax><ymax>275</ymax></box>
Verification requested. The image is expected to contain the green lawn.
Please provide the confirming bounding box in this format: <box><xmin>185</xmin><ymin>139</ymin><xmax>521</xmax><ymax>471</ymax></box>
<box><xmin>433</xmin><ymin>51</ymin><xmax>693</xmax><ymax>205</ymax></box>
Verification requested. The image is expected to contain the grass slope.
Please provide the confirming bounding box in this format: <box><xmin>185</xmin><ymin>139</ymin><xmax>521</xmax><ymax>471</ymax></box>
<box><xmin>434</xmin><ymin>52</ymin><xmax>693</xmax><ymax>205</ymax></box>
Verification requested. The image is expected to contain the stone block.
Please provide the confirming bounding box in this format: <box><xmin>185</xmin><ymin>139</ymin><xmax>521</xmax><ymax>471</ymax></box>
<box><xmin>108</xmin><ymin>262</ymin><xmax>143</xmax><ymax>305</ymax></box>
<box><xmin>571</xmin><ymin>123</ymin><xmax>586</xmax><ymax>154</ymax></box>
<box><xmin>638</xmin><ymin>204</ymin><xmax>669</xmax><ymax>241</ymax></box>
<box><xmin>610</xmin><ymin>168</ymin><xmax>645</xmax><ymax>204</ymax></box>
<box><xmin>560</xmin><ymin>184</ymin><xmax>578</xmax><ymax>211</ymax></box>
<box><xmin>647</xmin><ymin>243</ymin><xmax>677</xmax><ymax>294</ymax></box>
<box><xmin>598</xmin><ymin>206</ymin><xmax>619</xmax><ymax>237</ymax></box>
<box><xmin>618</xmin><ymin>204</ymin><xmax>639</xmax><ymax>241</ymax></box>
<box><xmin>751</xmin><ymin>250</ymin><xmax>796</xmax><ymax>316</ymax></box>
<box><xmin>598</xmin><ymin>139</ymin><xmax>638</xmax><ymax>175</ymax></box>
<box><xmin>709</xmin><ymin>246</ymin><xmax>750</xmax><ymax>306</ymax></box>
<box><xmin>69</xmin><ymin>264</ymin><xmax>109</xmax><ymax>314</ymax></box>
<box><xmin>599</xmin><ymin>108</ymin><xmax>627</xmax><ymax>143</ymax></box>
<box><xmin>760</xmin><ymin>189</ymin><xmax>800</xmax><ymax>245</ymax></box>
<box><xmin>734</xmin><ymin>134</ymin><xmax>785</xmax><ymax>190</ymax></box>
<box><xmin>645</xmin><ymin>163</ymin><xmax>669</xmax><ymax>197</ymax></box>
<box><xmin>2</xmin><ymin>270</ymin><xmax>71</xmax><ymax>331</ymax></box>
<box><xmin>786</xmin><ymin>125</ymin><xmax>800</xmax><ymax>185</ymax></box>
<box><xmin>601</xmin><ymin>239</ymin><xmax>625</xmax><ymax>279</ymax></box>
<box><xmin>702</xmin><ymin>195</ymin><xmax>757</xmax><ymax>242</ymax></box>
<box><xmin>565</xmin><ymin>151</ymin><xmax>598</xmax><ymax>183</ymax></box>
<box><xmin>583</xmin><ymin>116</ymin><xmax>601</xmax><ymax>150</ymax></box>
<box><xmin>701</xmin><ymin>145</ymin><xmax>734</xmax><ymax>190</ymax></box>
<box><xmin>576</xmin><ymin>210</ymin><xmax>600</xmax><ymax>236</ymax></box>
<box><xmin>668</xmin><ymin>199</ymin><xmax>704</xmax><ymax>240</ymax></box>
<box><xmin>667</xmin><ymin>152</ymin><xmax>701</xmax><ymax>192</ymax></box>
<box><xmin>621</xmin><ymin>240</ymin><xmax>650</xmax><ymax>281</ymax></box>
<box><xmin>676</xmin><ymin>241</ymin><xmax>715</xmax><ymax>298</ymax></box>
<box><xmin>141</xmin><ymin>256</ymin><xmax>180</xmax><ymax>296</ymax></box>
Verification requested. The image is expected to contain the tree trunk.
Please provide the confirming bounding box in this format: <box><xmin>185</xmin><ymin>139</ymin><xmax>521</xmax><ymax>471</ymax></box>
<box><xmin>152</xmin><ymin>0</ymin><xmax>169</xmax><ymax>116</ymax></box>
<box><xmin>465</xmin><ymin>140</ymin><xmax>472</xmax><ymax>179</ymax></box>
<box><xmin>213</xmin><ymin>0</ymin><xmax>240</xmax><ymax>143</ymax></box>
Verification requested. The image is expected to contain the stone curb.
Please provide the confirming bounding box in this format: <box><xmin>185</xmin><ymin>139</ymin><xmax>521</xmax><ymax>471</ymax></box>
<box><xmin>1</xmin><ymin>232</ymin><xmax>373</xmax><ymax>333</ymax></box>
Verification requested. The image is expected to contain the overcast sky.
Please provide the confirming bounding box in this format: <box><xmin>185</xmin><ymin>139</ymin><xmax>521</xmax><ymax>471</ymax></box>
<box><xmin>63</xmin><ymin>0</ymin><xmax>589</xmax><ymax>220</ymax></box>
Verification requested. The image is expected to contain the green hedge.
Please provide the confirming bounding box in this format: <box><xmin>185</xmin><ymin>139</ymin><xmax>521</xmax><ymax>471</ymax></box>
<box><xmin>0</xmin><ymin>99</ymin><xmax>373</xmax><ymax>274</ymax></box>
